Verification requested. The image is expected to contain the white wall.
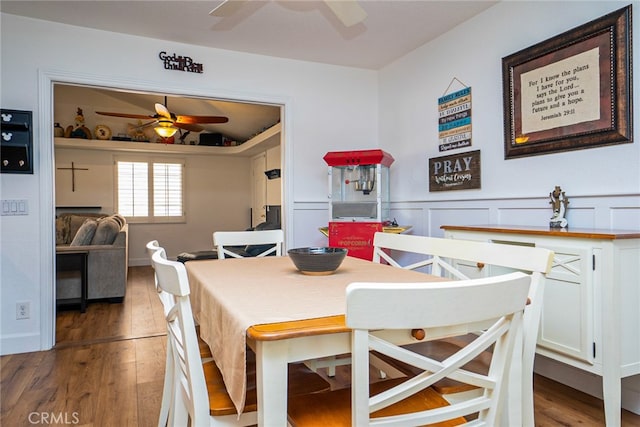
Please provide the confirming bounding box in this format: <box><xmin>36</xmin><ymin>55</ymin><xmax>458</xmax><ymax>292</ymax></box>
<box><xmin>375</xmin><ymin>1</ymin><xmax>640</xmax><ymax>232</ymax></box>
<box><xmin>379</xmin><ymin>1</ymin><xmax>640</xmax><ymax>204</ymax></box>
<box><xmin>376</xmin><ymin>0</ymin><xmax>640</xmax><ymax>414</ymax></box>
<box><xmin>0</xmin><ymin>13</ymin><xmax>378</xmax><ymax>354</ymax></box>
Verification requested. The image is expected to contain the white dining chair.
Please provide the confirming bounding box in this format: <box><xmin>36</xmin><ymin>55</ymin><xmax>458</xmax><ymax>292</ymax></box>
<box><xmin>146</xmin><ymin>240</ymin><xmax>165</xmax><ymax>289</ymax></box>
<box><xmin>288</xmin><ymin>272</ymin><xmax>532</xmax><ymax>426</ymax></box>
<box><xmin>213</xmin><ymin>229</ymin><xmax>284</xmax><ymax>259</ymax></box>
<box><xmin>145</xmin><ymin>240</ymin><xmax>176</xmax><ymax>427</ymax></box>
<box><xmin>147</xmin><ymin>240</ymin><xmax>219</xmax><ymax>427</ymax></box>
<box><xmin>150</xmin><ymin>250</ymin><xmax>329</xmax><ymax>427</ymax></box>
<box><xmin>371</xmin><ymin>232</ymin><xmax>554</xmax><ymax>427</ymax></box>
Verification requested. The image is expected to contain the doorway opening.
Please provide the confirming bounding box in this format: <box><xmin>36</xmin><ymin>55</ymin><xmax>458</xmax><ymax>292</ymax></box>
<box><xmin>52</xmin><ymin>82</ymin><xmax>284</xmax><ymax>345</ymax></box>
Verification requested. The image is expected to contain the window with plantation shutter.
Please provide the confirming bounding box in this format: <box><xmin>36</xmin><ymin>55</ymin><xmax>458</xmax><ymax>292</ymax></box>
<box><xmin>116</xmin><ymin>158</ymin><xmax>185</xmax><ymax>223</ymax></box>
<box><xmin>117</xmin><ymin>161</ymin><xmax>149</xmax><ymax>217</ymax></box>
<box><xmin>153</xmin><ymin>162</ymin><xmax>182</xmax><ymax>217</ymax></box>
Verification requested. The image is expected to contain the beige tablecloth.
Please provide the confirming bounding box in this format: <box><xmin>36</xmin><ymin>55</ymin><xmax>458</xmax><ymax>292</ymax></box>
<box><xmin>185</xmin><ymin>255</ymin><xmax>442</xmax><ymax>415</ymax></box>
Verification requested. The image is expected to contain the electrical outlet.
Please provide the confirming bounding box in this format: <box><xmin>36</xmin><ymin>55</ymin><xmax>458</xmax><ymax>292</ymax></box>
<box><xmin>16</xmin><ymin>301</ymin><xmax>30</xmax><ymax>319</ymax></box>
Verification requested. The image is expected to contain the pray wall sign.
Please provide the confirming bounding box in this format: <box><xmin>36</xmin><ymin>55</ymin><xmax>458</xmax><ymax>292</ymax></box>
<box><xmin>429</xmin><ymin>150</ymin><xmax>481</xmax><ymax>192</ymax></box>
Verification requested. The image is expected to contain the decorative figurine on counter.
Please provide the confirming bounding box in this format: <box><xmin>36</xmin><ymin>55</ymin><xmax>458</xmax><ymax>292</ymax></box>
<box><xmin>64</xmin><ymin>108</ymin><xmax>92</xmax><ymax>139</ymax></box>
<box><xmin>549</xmin><ymin>186</ymin><xmax>569</xmax><ymax>228</ymax></box>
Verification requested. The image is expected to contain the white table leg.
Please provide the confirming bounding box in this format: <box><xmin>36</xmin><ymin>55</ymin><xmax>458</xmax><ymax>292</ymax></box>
<box><xmin>255</xmin><ymin>340</ymin><xmax>289</xmax><ymax>427</ymax></box>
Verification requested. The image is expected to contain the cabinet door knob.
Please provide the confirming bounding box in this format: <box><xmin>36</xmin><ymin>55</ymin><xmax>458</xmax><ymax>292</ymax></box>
<box><xmin>477</xmin><ymin>262</ymin><xmax>485</xmax><ymax>269</ymax></box>
<box><xmin>411</xmin><ymin>329</ymin><xmax>425</xmax><ymax>340</ymax></box>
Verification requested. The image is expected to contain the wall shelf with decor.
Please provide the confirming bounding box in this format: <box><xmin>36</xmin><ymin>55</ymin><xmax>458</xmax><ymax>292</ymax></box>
<box><xmin>54</xmin><ymin>122</ymin><xmax>281</xmax><ymax>157</ymax></box>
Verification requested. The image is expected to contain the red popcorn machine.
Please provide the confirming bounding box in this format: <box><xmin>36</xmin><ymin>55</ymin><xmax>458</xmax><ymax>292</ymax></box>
<box><xmin>323</xmin><ymin>149</ymin><xmax>396</xmax><ymax>260</ymax></box>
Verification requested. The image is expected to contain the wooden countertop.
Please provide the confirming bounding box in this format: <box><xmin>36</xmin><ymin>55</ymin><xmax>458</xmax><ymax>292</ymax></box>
<box><xmin>441</xmin><ymin>224</ymin><xmax>640</xmax><ymax>240</ymax></box>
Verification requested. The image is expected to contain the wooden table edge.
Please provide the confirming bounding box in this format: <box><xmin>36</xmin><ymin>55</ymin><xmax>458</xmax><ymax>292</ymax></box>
<box><xmin>247</xmin><ymin>315</ymin><xmax>348</xmax><ymax>341</ymax></box>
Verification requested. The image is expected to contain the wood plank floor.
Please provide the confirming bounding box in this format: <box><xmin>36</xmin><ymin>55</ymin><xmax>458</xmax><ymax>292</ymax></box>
<box><xmin>1</xmin><ymin>266</ymin><xmax>639</xmax><ymax>426</ymax></box>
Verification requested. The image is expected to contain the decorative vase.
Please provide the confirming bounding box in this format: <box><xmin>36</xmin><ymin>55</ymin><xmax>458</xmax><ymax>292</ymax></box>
<box><xmin>54</xmin><ymin>122</ymin><xmax>65</xmax><ymax>137</ymax></box>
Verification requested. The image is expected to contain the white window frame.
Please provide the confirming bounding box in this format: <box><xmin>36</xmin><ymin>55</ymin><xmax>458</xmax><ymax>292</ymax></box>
<box><xmin>114</xmin><ymin>155</ymin><xmax>186</xmax><ymax>224</ymax></box>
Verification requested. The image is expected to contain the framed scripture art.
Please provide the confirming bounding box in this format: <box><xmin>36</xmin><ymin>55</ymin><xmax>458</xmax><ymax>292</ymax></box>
<box><xmin>502</xmin><ymin>5</ymin><xmax>632</xmax><ymax>159</ymax></box>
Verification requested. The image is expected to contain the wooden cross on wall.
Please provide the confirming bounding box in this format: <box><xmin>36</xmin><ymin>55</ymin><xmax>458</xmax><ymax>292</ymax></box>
<box><xmin>57</xmin><ymin>162</ymin><xmax>89</xmax><ymax>192</ymax></box>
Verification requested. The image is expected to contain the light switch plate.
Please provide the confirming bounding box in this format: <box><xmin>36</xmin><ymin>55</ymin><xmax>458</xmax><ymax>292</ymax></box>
<box><xmin>1</xmin><ymin>199</ymin><xmax>29</xmax><ymax>216</ymax></box>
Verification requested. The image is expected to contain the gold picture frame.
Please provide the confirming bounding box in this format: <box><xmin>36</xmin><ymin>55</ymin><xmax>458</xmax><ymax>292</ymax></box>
<box><xmin>502</xmin><ymin>5</ymin><xmax>632</xmax><ymax>159</ymax></box>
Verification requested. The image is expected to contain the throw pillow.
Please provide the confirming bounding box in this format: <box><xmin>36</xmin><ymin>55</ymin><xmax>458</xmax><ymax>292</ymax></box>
<box><xmin>68</xmin><ymin>215</ymin><xmax>94</xmax><ymax>240</ymax></box>
<box><xmin>70</xmin><ymin>218</ymin><xmax>98</xmax><ymax>246</ymax></box>
<box><xmin>90</xmin><ymin>217</ymin><xmax>121</xmax><ymax>245</ymax></box>
<box><xmin>110</xmin><ymin>213</ymin><xmax>126</xmax><ymax>228</ymax></box>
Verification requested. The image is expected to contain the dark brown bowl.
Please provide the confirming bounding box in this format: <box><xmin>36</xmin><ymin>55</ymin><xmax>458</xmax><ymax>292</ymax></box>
<box><xmin>288</xmin><ymin>247</ymin><xmax>348</xmax><ymax>275</ymax></box>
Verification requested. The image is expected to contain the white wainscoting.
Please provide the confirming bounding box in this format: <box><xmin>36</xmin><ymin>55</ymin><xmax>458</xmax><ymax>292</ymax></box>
<box><xmin>293</xmin><ymin>193</ymin><xmax>640</xmax><ymax>245</ymax></box>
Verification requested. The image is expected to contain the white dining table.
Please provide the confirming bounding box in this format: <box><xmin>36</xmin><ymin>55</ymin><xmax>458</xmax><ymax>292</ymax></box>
<box><xmin>185</xmin><ymin>255</ymin><xmax>448</xmax><ymax>426</ymax></box>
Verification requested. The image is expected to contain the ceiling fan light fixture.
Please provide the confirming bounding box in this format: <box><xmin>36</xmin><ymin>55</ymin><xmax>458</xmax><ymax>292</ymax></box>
<box><xmin>154</xmin><ymin>119</ymin><xmax>178</xmax><ymax>138</ymax></box>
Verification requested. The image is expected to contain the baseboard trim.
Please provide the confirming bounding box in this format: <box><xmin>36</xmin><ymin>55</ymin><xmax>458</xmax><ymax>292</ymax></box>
<box><xmin>534</xmin><ymin>354</ymin><xmax>640</xmax><ymax>415</ymax></box>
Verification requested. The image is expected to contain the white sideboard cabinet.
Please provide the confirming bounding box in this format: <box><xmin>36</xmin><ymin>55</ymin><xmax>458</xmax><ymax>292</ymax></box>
<box><xmin>442</xmin><ymin>225</ymin><xmax>640</xmax><ymax>427</ymax></box>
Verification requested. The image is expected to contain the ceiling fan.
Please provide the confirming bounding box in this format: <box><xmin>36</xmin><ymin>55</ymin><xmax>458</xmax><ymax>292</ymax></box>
<box><xmin>96</xmin><ymin>97</ymin><xmax>229</xmax><ymax>137</ymax></box>
<box><xmin>210</xmin><ymin>0</ymin><xmax>367</xmax><ymax>28</ymax></box>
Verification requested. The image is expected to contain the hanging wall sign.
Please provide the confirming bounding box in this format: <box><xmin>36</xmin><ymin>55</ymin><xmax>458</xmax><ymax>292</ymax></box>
<box><xmin>158</xmin><ymin>51</ymin><xmax>204</xmax><ymax>74</ymax></box>
<box><xmin>438</xmin><ymin>86</ymin><xmax>471</xmax><ymax>152</ymax></box>
<box><xmin>429</xmin><ymin>150</ymin><xmax>481</xmax><ymax>192</ymax></box>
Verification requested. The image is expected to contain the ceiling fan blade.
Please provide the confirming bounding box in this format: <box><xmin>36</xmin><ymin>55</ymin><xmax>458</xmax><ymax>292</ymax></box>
<box><xmin>325</xmin><ymin>0</ymin><xmax>367</xmax><ymax>27</ymax></box>
<box><xmin>175</xmin><ymin>122</ymin><xmax>204</xmax><ymax>132</ymax></box>
<box><xmin>96</xmin><ymin>111</ymin><xmax>154</xmax><ymax>120</ymax></box>
<box><xmin>176</xmin><ymin>115</ymin><xmax>229</xmax><ymax>124</ymax></box>
<box><xmin>209</xmin><ymin>0</ymin><xmax>247</xmax><ymax>16</ymax></box>
<box><xmin>155</xmin><ymin>103</ymin><xmax>173</xmax><ymax>120</ymax></box>
<box><xmin>132</xmin><ymin>119</ymin><xmax>158</xmax><ymax>130</ymax></box>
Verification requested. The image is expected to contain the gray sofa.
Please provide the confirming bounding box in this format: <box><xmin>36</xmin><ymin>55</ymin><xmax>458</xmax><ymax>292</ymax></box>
<box><xmin>56</xmin><ymin>213</ymin><xmax>129</xmax><ymax>302</ymax></box>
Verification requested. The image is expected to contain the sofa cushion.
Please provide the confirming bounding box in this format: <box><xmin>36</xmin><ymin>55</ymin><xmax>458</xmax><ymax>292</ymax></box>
<box><xmin>90</xmin><ymin>216</ymin><xmax>121</xmax><ymax>245</ymax></box>
<box><xmin>56</xmin><ymin>216</ymin><xmax>71</xmax><ymax>245</ymax></box>
<box><xmin>68</xmin><ymin>214</ymin><xmax>105</xmax><ymax>240</ymax></box>
<box><xmin>70</xmin><ymin>218</ymin><xmax>98</xmax><ymax>246</ymax></box>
